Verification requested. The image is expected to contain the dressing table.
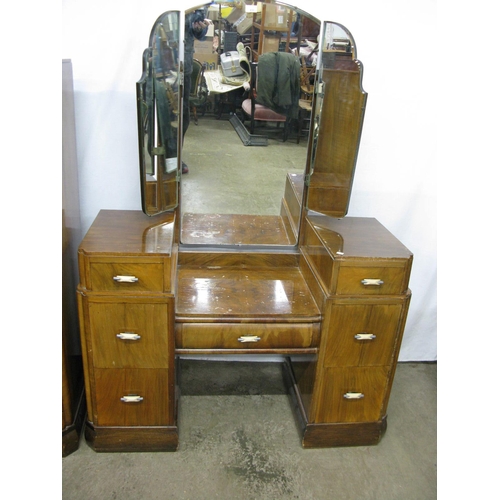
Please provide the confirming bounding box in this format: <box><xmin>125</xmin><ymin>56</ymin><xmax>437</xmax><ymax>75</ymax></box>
<box><xmin>77</xmin><ymin>2</ymin><xmax>412</xmax><ymax>452</ymax></box>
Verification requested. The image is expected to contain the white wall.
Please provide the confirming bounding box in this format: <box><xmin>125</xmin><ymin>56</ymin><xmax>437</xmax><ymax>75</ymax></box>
<box><xmin>62</xmin><ymin>0</ymin><xmax>437</xmax><ymax>361</ymax></box>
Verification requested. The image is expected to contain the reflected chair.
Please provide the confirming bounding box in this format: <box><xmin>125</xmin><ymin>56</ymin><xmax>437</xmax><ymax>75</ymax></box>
<box><xmin>241</xmin><ymin>62</ymin><xmax>290</xmax><ymax>141</ymax></box>
<box><xmin>297</xmin><ymin>55</ymin><xmax>316</xmax><ymax>143</ymax></box>
<box><xmin>189</xmin><ymin>59</ymin><xmax>208</xmax><ymax>125</ymax></box>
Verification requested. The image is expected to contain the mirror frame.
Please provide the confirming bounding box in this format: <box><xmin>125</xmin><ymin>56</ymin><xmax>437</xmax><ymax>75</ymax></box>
<box><xmin>137</xmin><ymin>2</ymin><xmax>367</xmax><ymax>250</ymax></box>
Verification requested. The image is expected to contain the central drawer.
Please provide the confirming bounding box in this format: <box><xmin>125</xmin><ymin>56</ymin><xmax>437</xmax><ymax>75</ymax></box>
<box><xmin>175</xmin><ymin>322</ymin><xmax>320</xmax><ymax>350</ymax></box>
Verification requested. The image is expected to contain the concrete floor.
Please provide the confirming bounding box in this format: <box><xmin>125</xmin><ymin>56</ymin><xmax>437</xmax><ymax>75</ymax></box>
<box><xmin>62</xmin><ymin>359</ymin><xmax>437</xmax><ymax>499</ymax></box>
<box><xmin>180</xmin><ymin>115</ymin><xmax>307</xmax><ymax>216</ymax></box>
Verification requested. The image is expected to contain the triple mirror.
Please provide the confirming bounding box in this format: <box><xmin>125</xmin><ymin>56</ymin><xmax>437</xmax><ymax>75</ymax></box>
<box><xmin>137</xmin><ymin>1</ymin><xmax>367</xmax><ymax>247</ymax></box>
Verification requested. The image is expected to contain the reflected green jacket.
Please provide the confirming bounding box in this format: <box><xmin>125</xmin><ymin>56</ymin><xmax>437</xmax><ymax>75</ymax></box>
<box><xmin>256</xmin><ymin>52</ymin><xmax>301</xmax><ymax>119</ymax></box>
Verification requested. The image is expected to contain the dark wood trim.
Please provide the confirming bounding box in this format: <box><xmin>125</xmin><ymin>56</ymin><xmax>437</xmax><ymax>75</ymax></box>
<box><xmin>301</xmin><ymin>418</ymin><xmax>387</xmax><ymax>448</ymax></box>
<box><xmin>62</xmin><ymin>384</ymin><xmax>86</xmax><ymax>457</ymax></box>
<box><xmin>175</xmin><ymin>348</ymin><xmax>318</xmax><ymax>356</ymax></box>
<box><xmin>85</xmin><ymin>422</ymin><xmax>179</xmax><ymax>452</ymax></box>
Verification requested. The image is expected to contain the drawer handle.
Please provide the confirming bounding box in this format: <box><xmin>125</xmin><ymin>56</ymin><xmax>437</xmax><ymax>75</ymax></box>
<box><xmin>237</xmin><ymin>335</ymin><xmax>261</xmax><ymax>343</ymax></box>
<box><xmin>354</xmin><ymin>333</ymin><xmax>376</xmax><ymax>341</ymax></box>
<box><xmin>343</xmin><ymin>392</ymin><xmax>364</xmax><ymax>400</ymax></box>
<box><xmin>113</xmin><ymin>275</ymin><xmax>139</xmax><ymax>283</ymax></box>
<box><xmin>120</xmin><ymin>395</ymin><xmax>144</xmax><ymax>403</ymax></box>
<box><xmin>361</xmin><ymin>279</ymin><xmax>384</xmax><ymax>286</ymax></box>
<box><xmin>116</xmin><ymin>332</ymin><xmax>141</xmax><ymax>341</ymax></box>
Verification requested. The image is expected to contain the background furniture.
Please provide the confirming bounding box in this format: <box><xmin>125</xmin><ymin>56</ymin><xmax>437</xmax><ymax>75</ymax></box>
<box><xmin>250</xmin><ymin>2</ymin><xmax>293</xmax><ymax>59</ymax></box>
<box><xmin>62</xmin><ymin>59</ymin><xmax>86</xmax><ymax>457</ymax></box>
<box><xmin>241</xmin><ymin>61</ymin><xmax>288</xmax><ymax>139</ymax></box>
<box><xmin>188</xmin><ymin>59</ymin><xmax>208</xmax><ymax>125</ymax></box>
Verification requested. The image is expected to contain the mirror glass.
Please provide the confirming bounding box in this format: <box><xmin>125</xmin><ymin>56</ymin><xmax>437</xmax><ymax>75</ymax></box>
<box><xmin>137</xmin><ymin>11</ymin><xmax>182</xmax><ymax>215</ymax></box>
<box><xmin>180</xmin><ymin>1</ymin><xmax>320</xmax><ymax>247</ymax></box>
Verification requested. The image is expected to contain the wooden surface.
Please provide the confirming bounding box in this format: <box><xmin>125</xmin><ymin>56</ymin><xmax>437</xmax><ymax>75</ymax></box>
<box><xmin>85</xmin><ymin>423</ymin><xmax>179</xmax><ymax>452</ymax></box>
<box><xmin>176</xmin><ymin>267</ymin><xmax>321</xmax><ymax>321</ymax></box>
<box><xmin>296</xmin><ymin>216</ymin><xmax>413</xmax><ymax>434</ymax></box>
<box><xmin>94</xmin><ymin>368</ymin><xmax>171</xmax><ymax>426</ymax></box>
<box><xmin>78</xmin><ymin>210</ymin><xmax>178</xmax><ymax>451</ymax></box>
<box><xmin>305</xmin><ymin>216</ymin><xmax>413</xmax><ymax>260</ymax></box>
<box><xmin>88</xmin><ymin>298</ymin><xmax>172</xmax><ymax>368</ymax></box>
<box><xmin>77</xmin><ymin>210</ymin><xmax>413</xmax><ymax>450</ymax></box>
<box><xmin>79</xmin><ymin>210</ymin><xmax>175</xmax><ymax>255</ymax></box>
<box><xmin>176</xmin><ymin>322</ymin><xmax>320</xmax><ymax>350</ymax></box>
<box><xmin>306</xmin><ymin>63</ymin><xmax>367</xmax><ymax>217</ymax></box>
<box><xmin>302</xmin><ymin>216</ymin><xmax>413</xmax><ymax>295</ymax></box>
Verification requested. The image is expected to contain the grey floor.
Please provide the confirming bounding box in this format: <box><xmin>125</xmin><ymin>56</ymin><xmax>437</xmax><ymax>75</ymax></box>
<box><xmin>62</xmin><ymin>114</ymin><xmax>436</xmax><ymax>498</ymax></box>
<box><xmin>180</xmin><ymin>114</ymin><xmax>307</xmax><ymax>216</ymax></box>
<box><xmin>62</xmin><ymin>359</ymin><xmax>437</xmax><ymax>499</ymax></box>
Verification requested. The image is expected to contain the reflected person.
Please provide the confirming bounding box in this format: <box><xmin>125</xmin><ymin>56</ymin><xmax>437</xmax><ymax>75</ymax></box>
<box><xmin>182</xmin><ymin>9</ymin><xmax>212</xmax><ymax>174</ymax></box>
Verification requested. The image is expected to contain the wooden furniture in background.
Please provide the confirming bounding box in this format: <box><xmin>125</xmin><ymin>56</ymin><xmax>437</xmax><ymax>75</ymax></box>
<box><xmin>62</xmin><ymin>59</ymin><xmax>86</xmax><ymax>457</ymax></box>
<box><xmin>250</xmin><ymin>2</ymin><xmax>293</xmax><ymax>59</ymax></box>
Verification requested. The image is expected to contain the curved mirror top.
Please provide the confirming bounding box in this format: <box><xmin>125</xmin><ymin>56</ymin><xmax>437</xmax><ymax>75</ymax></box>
<box><xmin>138</xmin><ymin>3</ymin><xmax>366</xmax><ymax>247</ymax></box>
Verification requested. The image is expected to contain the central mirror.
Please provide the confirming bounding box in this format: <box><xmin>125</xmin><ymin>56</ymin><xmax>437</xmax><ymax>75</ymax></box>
<box><xmin>137</xmin><ymin>1</ymin><xmax>366</xmax><ymax>248</ymax></box>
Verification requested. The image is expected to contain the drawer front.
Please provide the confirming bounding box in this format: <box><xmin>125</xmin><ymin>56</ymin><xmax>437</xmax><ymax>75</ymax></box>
<box><xmin>93</xmin><ymin>368</ymin><xmax>171</xmax><ymax>426</ymax></box>
<box><xmin>336</xmin><ymin>265</ymin><xmax>407</xmax><ymax>295</ymax></box>
<box><xmin>314</xmin><ymin>366</ymin><xmax>389</xmax><ymax>423</ymax></box>
<box><xmin>323</xmin><ymin>303</ymin><xmax>403</xmax><ymax>367</ymax></box>
<box><xmin>89</xmin><ymin>259</ymin><xmax>165</xmax><ymax>292</ymax></box>
<box><xmin>88</xmin><ymin>300</ymin><xmax>171</xmax><ymax>368</ymax></box>
<box><xmin>175</xmin><ymin>323</ymin><xmax>320</xmax><ymax>350</ymax></box>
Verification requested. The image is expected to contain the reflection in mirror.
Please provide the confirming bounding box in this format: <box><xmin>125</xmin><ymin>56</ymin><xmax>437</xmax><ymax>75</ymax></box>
<box><xmin>137</xmin><ymin>3</ymin><xmax>367</xmax><ymax>246</ymax></box>
<box><xmin>179</xmin><ymin>2</ymin><xmax>320</xmax><ymax>247</ymax></box>
<box><xmin>137</xmin><ymin>11</ymin><xmax>181</xmax><ymax>215</ymax></box>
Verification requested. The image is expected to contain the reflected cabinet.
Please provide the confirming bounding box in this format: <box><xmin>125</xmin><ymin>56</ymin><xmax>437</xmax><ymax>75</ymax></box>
<box><xmin>77</xmin><ymin>2</ymin><xmax>412</xmax><ymax>452</ymax></box>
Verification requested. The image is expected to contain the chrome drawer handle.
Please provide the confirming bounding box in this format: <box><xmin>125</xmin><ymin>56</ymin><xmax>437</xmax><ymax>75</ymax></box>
<box><xmin>116</xmin><ymin>332</ymin><xmax>141</xmax><ymax>341</ymax></box>
<box><xmin>343</xmin><ymin>392</ymin><xmax>364</xmax><ymax>400</ymax></box>
<box><xmin>113</xmin><ymin>275</ymin><xmax>139</xmax><ymax>283</ymax></box>
<box><xmin>237</xmin><ymin>335</ymin><xmax>261</xmax><ymax>343</ymax></box>
<box><xmin>354</xmin><ymin>333</ymin><xmax>376</xmax><ymax>341</ymax></box>
<box><xmin>120</xmin><ymin>395</ymin><xmax>144</xmax><ymax>403</ymax></box>
<box><xmin>361</xmin><ymin>279</ymin><xmax>384</xmax><ymax>286</ymax></box>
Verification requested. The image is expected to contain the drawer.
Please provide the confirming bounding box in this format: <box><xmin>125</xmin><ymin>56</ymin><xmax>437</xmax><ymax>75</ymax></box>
<box><xmin>323</xmin><ymin>303</ymin><xmax>404</xmax><ymax>367</ymax></box>
<box><xmin>88</xmin><ymin>257</ymin><xmax>167</xmax><ymax>292</ymax></box>
<box><xmin>88</xmin><ymin>298</ymin><xmax>172</xmax><ymax>368</ymax></box>
<box><xmin>315</xmin><ymin>366</ymin><xmax>389</xmax><ymax>423</ymax></box>
<box><xmin>93</xmin><ymin>368</ymin><xmax>172</xmax><ymax>426</ymax></box>
<box><xmin>175</xmin><ymin>323</ymin><xmax>320</xmax><ymax>350</ymax></box>
<box><xmin>336</xmin><ymin>264</ymin><xmax>408</xmax><ymax>295</ymax></box>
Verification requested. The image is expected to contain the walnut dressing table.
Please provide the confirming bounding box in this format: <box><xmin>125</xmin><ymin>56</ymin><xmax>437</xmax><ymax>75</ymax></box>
<box><xmin>77</xmin><ymin>210</ymin><xmax>412</xmax><ymax>451</ymax></box>
<box><xmin>76</xmin><ymin>3</ymin><xmax>413</xmax><ymax>452</ymax></box>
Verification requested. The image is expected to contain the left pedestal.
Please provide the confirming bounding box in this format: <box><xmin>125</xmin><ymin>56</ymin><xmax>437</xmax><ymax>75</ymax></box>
<box><xmin>77</xmin><ymin>210</ymin><xmax>178</xmax><ymax>452</ymax></box>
